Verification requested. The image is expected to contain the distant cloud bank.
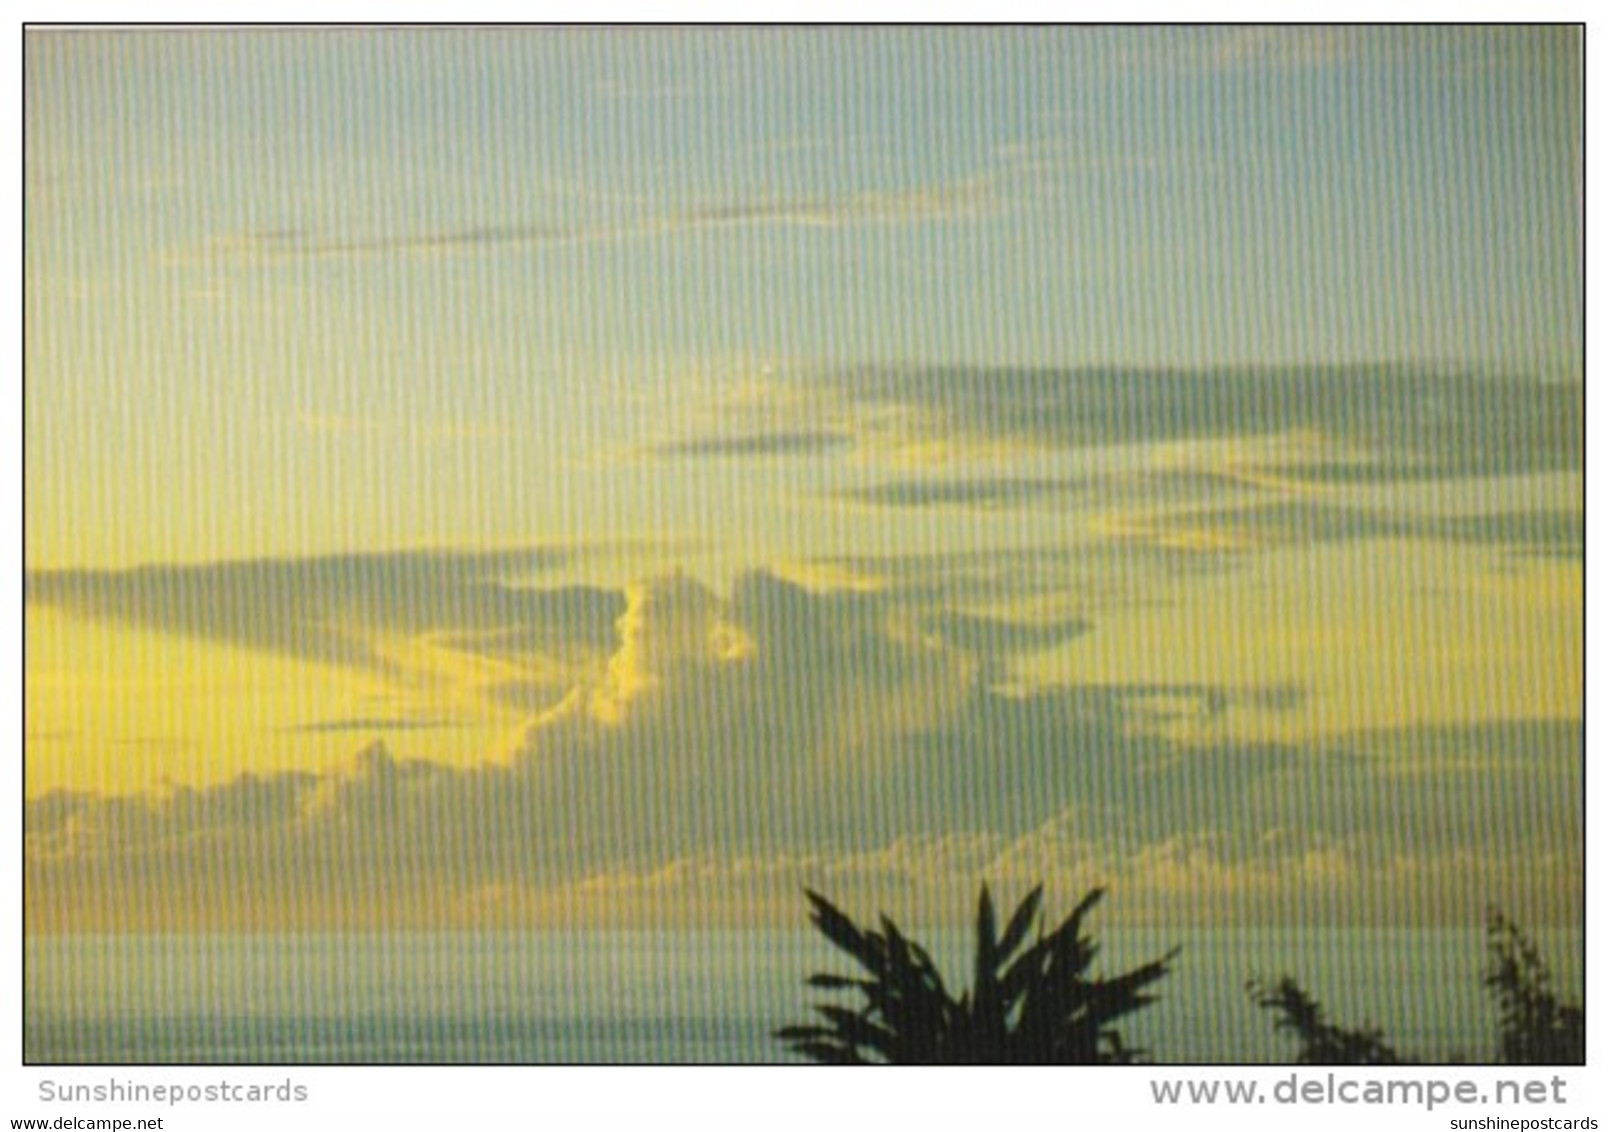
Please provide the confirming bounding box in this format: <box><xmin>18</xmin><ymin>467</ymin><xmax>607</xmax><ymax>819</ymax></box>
<box><xmin>26</xmin><ymin>569</ymin><xmax>1580</xmax><ymax>932</ymax></box>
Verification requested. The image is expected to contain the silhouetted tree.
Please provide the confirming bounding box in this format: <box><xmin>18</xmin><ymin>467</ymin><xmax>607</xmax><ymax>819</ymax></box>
<box><xmin>776</xmin><ymin>884</ymin><xmax>1176</xmax><ymax>1064</ymax></box>
<box><xmin>1485</xmin><ymin>910</ymin><xmax>1584</xmax><ymax>1064</ymax></box>
<box><xmin>1250</xmin><ymin>909</ymin><xmax>1582</xmax><ymax>1065</ymax></box>
<box><xmin>1247</xmin><ymin>976</ymin><xmax>1408</xmax><ymax>1064</ymax></box>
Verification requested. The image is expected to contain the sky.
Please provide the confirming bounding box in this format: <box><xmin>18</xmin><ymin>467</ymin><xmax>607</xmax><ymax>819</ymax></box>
<box><xmin>23</xmin><ymin>27</ymin><xmax>1582</xmax><ymax>934</ymax></box>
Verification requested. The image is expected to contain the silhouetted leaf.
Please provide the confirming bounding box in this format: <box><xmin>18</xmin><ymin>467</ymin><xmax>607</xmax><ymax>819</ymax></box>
<box><xmin>996</xmin><ymin>884</ymin><xmax>1043</xmax><ymax>963</ymax></box>
<box><xmin>805</xmin><ymin>889</ymin><xmax>885</xmax><ymax>974</ymax></box>
<box><xmin>815</xmin><ymin>1004</ymin><xmax>897</xmax><ymax>1056</ymax></box>
<box><xmin>972</xmin><ymin>884</ymin><xmax>1005</xmax><ymax>1049</ymax></box>
<box><xmin>774</xmin><ymin>1024</ymin><xmax>834</xmax><ymax>1041</ymax></box>
<box><xmin>976</xmin><ymin>884</ymin><xmax>998</xmax><ymax>964</ymax></box>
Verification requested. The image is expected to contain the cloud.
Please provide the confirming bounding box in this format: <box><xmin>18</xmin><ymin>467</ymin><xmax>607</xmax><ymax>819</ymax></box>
<box><xmin>812</xmin><ymin>364</ymin><xmax>1580</xmax><ymax>481</ymax></box>
<box><xmin>26</xmin><ymin>548</ymin><xmax>623</xmax><ymax>675</ymax></box>
<box><xmin>25</xmin><ymin>549</ymin><xmax>633</xmax><ymax>732</ymax></box>
<box><xmin>1106</xmin><ymin>500</ymin><xmax>1584</xmax><ymax>560</ymax></box>
<box><xmin>655</xmin><ymin>366</ymin><xmax>1579</xmax><ymax>566</ymax></box>
<box><xmin>655</xmin><ymin>430</ymin><xmax>852</xmax><ymax>459</ymax></box>
<box><xmin>214</xmin><ymin>179</ymin><xmax>994</xmax><ymax>262</ymax></box>
<box><xmin>26</xmin><ymin>572</ymin><xmax>1581</xmax><ymax>933</ymax></box>
<box><xmin>832</xmin><ymin>468</ymin><xmax>1256</xmax><ymax>513</ymax></box>
<box><xmin>1430</xmin><ymin>510</ymin><xmax>1584</xmax><ymax>560</ymax></box>
<box><xmin>236</xmin><ymin>223</ymin><xmax>570</xmax><ymax>258</ymax></box>
<box><xmin>837</xmin><ymin>476</ymin><xmax>1084</xmax><ymax>510</ymax></box>
<box><xmin>923</xmin><ymin>610</ymin><xmax>1090</xmax><ymax>658</ymax></box>
<box><xmin>676</xmin><ymin>363</ymin><xmax>1579</xmax><ymax>572</ymax></box>
<box><xmin>799</xmin><ymin>545</ymin><xmax>1239</xmax><ymax>619</ymax></box>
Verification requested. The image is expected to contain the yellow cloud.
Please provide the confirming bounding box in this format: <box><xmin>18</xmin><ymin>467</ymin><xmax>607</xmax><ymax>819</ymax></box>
<box><xmin>765</xmin><ymin>559</ymin><xmax>889</xmax><ymax>594</ymax></box>
<box><xmin>1025</xmin><ymin>539</ymin><xmax>1581</xmax><ymax>743</ymax></box>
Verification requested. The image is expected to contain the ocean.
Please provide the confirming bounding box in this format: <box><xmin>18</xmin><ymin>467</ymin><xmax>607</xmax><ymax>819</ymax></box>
<box><xmin>24</xmin><ymin>928</ymin><xmax>1582</xmax><ymax>1064</ymax></box>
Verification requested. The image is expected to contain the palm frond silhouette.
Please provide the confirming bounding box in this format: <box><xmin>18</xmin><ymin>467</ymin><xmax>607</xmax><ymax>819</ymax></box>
<box><xmin>776</xmin><ymin>884</ymin><xmax>1176</xmax><ymax>1064</ymax></box>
